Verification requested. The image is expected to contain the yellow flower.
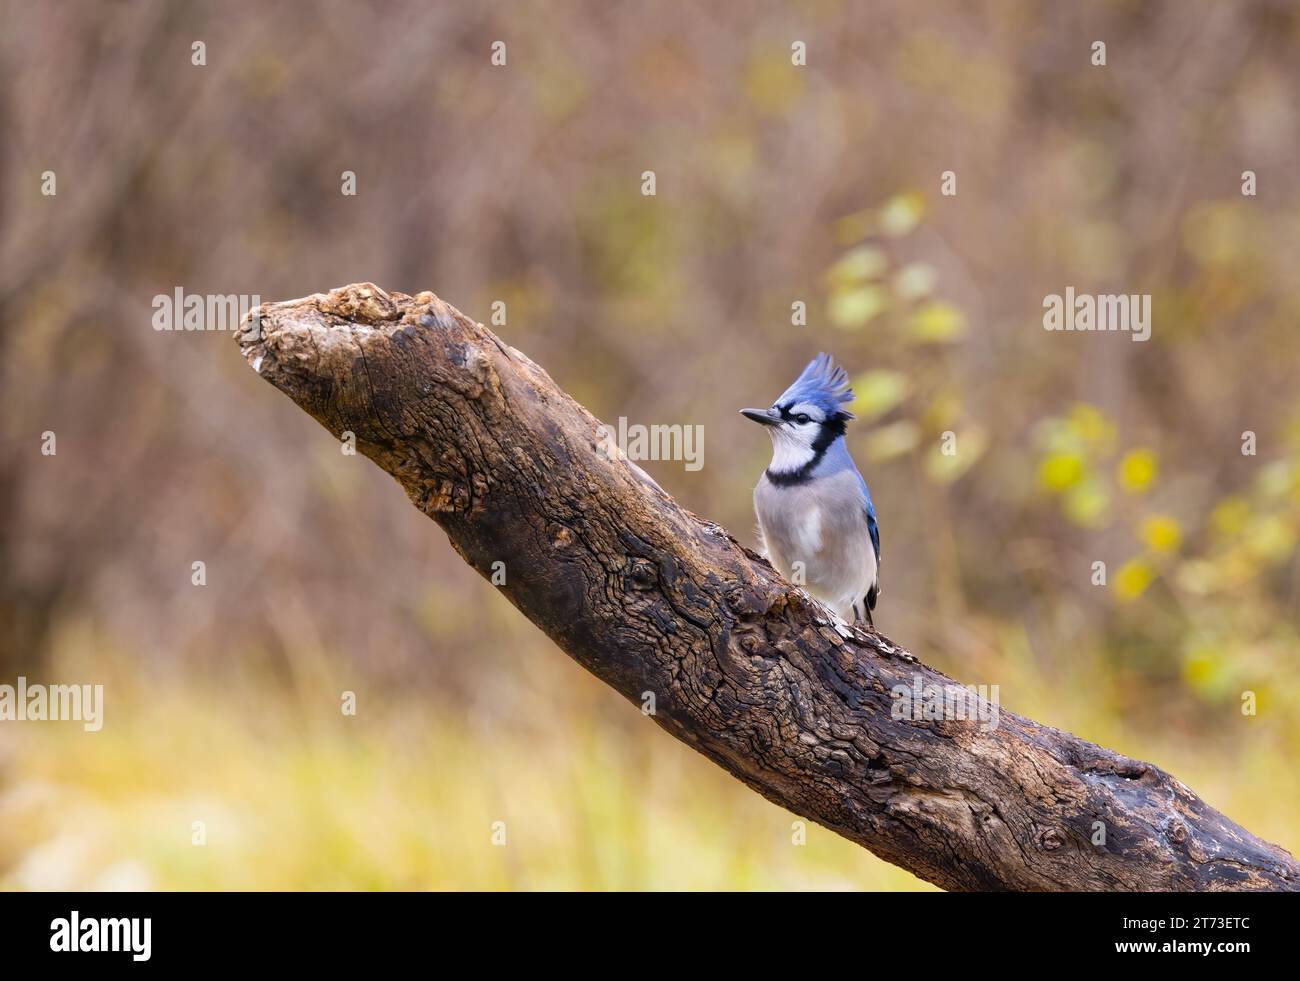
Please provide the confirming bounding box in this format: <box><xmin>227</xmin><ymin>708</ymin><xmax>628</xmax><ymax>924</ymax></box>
<box><xmin>1038</xmin><ymin>452</ymin><xmax>1084</xmax><ymax>492</ymax></box>
<box><xmin>1118</xmin><ymin>448</ymin><xmax>1158</xmax><ymax>493</ymax></box>
<box><xmin>1181</xmin><ymin>642</ymin><xmax>1229</xmax><ymax>695</ymax></box>
<box><xmin>1115</xmin><ymin>559</ymin><xmax>1154</xmax><ymax>601</ymax></box>
<box><xmin>1140</xmin><ymin>514</ymin><xmax>1182</xmax><ymax>553</ymax></box>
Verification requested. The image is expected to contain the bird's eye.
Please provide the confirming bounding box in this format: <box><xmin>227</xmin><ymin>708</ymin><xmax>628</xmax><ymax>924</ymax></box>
<box><xmin>795</xmin><ymin>414</ymin><xmax>810</xmax><ymax>425</ymax></box>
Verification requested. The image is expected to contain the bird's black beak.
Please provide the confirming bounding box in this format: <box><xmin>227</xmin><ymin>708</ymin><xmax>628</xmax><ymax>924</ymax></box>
<box><xmin>740</xmin><ymin>407</ymin><xmax>781</xmax><ymax>427</ymax></box>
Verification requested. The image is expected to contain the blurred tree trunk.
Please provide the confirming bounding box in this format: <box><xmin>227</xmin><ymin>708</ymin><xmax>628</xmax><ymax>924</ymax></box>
<box><xmin>238</xmin><ymin>282</ymin><xmax>1299</xmax><ymax>892</ymax></box>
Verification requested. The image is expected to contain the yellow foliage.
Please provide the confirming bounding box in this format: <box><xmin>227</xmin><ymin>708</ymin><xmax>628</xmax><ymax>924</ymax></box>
<box><xmin>829</xmin><ymin>285</ymin><xmax>887</xmax><ymax>329</ymax></box>
<box><xmin>1182</xmin><ymin>646</ymin><xmax>1216</xmax><ymax>686</ymax></box>
<box><xmin>1064</xmin><ymin>478</ymin><xmax>1110</xmax><ymax>527</ymax></box>
<box><xmin>1181</xmin><ymin>643</ymin><xmax>1230</xmax><ymax>697</ymax></box>
<box><xmin>1244</xmin><ymin>514</ymin><xmax>1296</xmax><ymax>564</ymax></box>
<box><xmin>879</xmin><ymin>192</ymin><xmax>925</xmax><ymax>236</ymax></box>
<box><xmin>1118</xmin><ymin>448</ymin><xmax>1158</xmax><ymax>493</ymax></box>
<box><xmin>826</xmin><ymin>246</ymin><xmax>887</xmax><ymax>286</ymax></box>
<box><xmin>1140</xmin><ymin>514</ymin><xmax>1182</xmax><ymax>553</ymax></box>
<box><xmin>1066</xmin><ymin>403</ymin><xmax>1115</xmax><ymax>451</ymax></box>
<box><xmin>1115</xmin><ymin>559</ymin><xmax>1154</xmax><ymax>601</ymax></box>
<box><xmin>907</xmin><ymin>300</ymin><xmax>966</xmax><ymax>343</ymax></box>
<box><xmin>1038</xmin><ymin>452</ymin><xmax>1084</xmax><ymax>492</ymax></box>
<box><xmin>850</xmin><ymin>370</ymin><xmax>910</xmax><ymax>420</ymax></box>
<box><xmin>0</xmin><ymin>670</ymin><xmax>933</xmax><ymax>891</ymax></box>
<box><xmin>862</xmin><ymin>420</ymin><xmax>921</xmax><ymax>461</ymax></box>
<box><xmin>1211</xmin><ymin>496</ymin><xmax>1250</xmax><ymax>537</ymax></box>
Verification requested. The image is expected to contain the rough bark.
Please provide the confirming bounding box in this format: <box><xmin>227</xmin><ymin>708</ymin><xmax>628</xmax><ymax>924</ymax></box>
<box><xmin>236</xmin><ymin>282</ymin><xmax>1298</xmax><ymax>892</ymax></box>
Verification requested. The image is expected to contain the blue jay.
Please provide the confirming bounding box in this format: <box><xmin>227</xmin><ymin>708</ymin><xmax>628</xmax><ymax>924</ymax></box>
<box><xmin>741</xmin><ymin>354</ymin><xmax>881</xmax><ymax>625</ymax></box>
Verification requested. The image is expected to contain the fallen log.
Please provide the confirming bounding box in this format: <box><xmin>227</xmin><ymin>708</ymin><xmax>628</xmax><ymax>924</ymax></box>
<box><xmin>236</xmin><ymin>282</ymin><xmax>1298</xmax><ymax>892</ymax></box>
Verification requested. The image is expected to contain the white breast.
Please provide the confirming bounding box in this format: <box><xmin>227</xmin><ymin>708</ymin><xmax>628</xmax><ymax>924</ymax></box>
<box><xmin>753</xmin><ymin>470</ymin><xmax>877</xmax><ymax>620</ymax></box>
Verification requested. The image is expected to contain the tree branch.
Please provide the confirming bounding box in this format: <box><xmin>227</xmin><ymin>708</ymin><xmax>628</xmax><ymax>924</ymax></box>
<box><xmin>236</xmin><ymin>282</ymin><xmax>1298</xmax><ymax>892</ymax></box>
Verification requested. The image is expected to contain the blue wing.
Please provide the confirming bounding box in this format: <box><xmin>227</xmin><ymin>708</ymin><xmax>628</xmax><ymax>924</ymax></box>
<box><xmin>855</xmin><ymin>471</ymin><xmax>881</xmax><ymax>565</ymax></box>
<box><xmin>856</xmin><ymin>470</ymin><xmax>881</xmax><ymax>615</ymax></box>
<box><xmin>867</xmin><ymin>504</ymin><xmax>881</xmax><ymax>566</ymax></box>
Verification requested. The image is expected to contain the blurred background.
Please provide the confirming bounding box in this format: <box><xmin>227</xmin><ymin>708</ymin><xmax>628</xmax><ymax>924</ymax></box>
<box><xmin>2</xmin><ymin>0</ymin><xmax>1298</xmax><ymax>890</ymax></box>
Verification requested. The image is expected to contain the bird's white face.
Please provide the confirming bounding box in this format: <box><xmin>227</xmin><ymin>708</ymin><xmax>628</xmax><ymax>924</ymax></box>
<box><xmin>741</xmin><ymin>399</ymin><xmax>844</xmax><ymax>474</ymax></box>
<box><xmin>766</xmin><ymin>401</ymin><xmax>826</xmax><ymax>470</ymax></box>
<box><xmin>771</xmin><ymin>401</ymin><xmax>824</xmax><ymax>443</ymax></box>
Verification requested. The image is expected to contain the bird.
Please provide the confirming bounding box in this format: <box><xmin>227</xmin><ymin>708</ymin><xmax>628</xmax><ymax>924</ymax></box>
<box><xmin>741</xmin><ymin>353</ymin><xmax>881</xmax><ymax>625</ymax></box>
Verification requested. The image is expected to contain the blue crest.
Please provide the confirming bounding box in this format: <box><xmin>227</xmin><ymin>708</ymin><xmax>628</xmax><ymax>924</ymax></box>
<box><xmin>777</xmin><ymin>353</ymin><xmax>855</xmax><ymax>418</ymax></box>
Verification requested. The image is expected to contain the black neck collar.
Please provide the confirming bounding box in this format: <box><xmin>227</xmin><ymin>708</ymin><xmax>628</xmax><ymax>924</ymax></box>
<box><xmin>765</xmin><ymin>452</ymin><xmax>822</xmax><ymax>486</ymax></box>
<box><xmin>763</xmin><ymin>415</ymin><xmax>846</xmax><ymax>488</ymax></box>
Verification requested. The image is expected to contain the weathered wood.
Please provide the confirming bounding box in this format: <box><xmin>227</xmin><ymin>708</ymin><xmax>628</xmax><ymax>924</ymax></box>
<box><xmin>237</xmin><ymin>282</ymin><xmax>1298</xmax><ymax>892</ymax></box>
